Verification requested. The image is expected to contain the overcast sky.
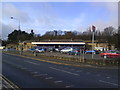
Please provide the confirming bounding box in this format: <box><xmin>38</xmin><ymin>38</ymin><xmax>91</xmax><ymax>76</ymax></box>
<box><xmin>1</xmin><ymin>1</ymin><xmax>118</xmax><ymax>40</ymax></box>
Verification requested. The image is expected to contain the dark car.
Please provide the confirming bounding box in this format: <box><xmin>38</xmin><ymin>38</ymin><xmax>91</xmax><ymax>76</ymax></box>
<box><xmin>46</xmin><ymin>47</ymin><xmax>56</xmax><ymax>52</ymax></box>
<box><xmin>68</xmin><ymin>48</ymin><xmax>80</xmax><ymax>55</ymax></box>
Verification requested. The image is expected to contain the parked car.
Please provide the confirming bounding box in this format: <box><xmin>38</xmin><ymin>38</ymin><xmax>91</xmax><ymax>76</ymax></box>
<box><xmin>60</xmin><ymin>47</ymin><xmax>73</xmax><ymax>53</ymax></box>
<box><xmin>27</xmin><ymin>48</ymin><xmax>36</xmax><ymax>53</ymax></box>
<box><xmin>35</xmin><ymin>48</ymin><xmax>45</xmax><ymax>53</ymax></box>
<box><xmin>100</xmin><ymin>50</ymin><xmax>120</xmax><ymax>58</ymax></box>
<box><xmin>68</xmin><ymin>48</ymin><xmax>80</xmax><ymax>55</ymax></box>
<box><xmin>47</xmin><ymin>47</ymin><xmax>56</xmax><ymax>52</ymax></box>
<box><xmin>85</xmin><ymin>50</ymin><xmax>96</xmax><ymax>54</ymax></box>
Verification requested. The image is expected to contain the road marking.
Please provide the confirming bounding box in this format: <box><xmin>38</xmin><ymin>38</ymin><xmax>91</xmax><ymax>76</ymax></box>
<box><xmin>31</xmin><ymin>72</ymin><xmax>39</xmax><ymax>74</ymax></box>
<box><xmin>45</xmin><ymin>77</ymin><xmax>53</xmax><ymax>79</ymax></box>
<box><xmin>24</xmin><ymin>61</ymin><xmax>40</xmax><ymax>65</ymax></box>
<box><xmin>3</xmin><ymin>84</ymin><xmax>8</xmax><ymax>88</ymax></box>
<box><xmin>54</xmin><ymin>81</ymin><xmax>63</xmax><ymax>83</ymax></box>
<box><xmin>2</xmin><ymin>76</ymin><xmax>15</xmax><ymax>90</ymax></box>
<box><xmin>49</xmin><ymin>67</ymin><xmax>80</xmax><ymax>76</ymax></box>
<box><xmin>4</xmin><ymin>53</ymin><xmax>83</xmax><ymax>68</ymax></box>
<box><xmin>38</xmin><ymin>74</ymin><xmax>48</xmax><ymax>76</ymax></box>
<box><xmin>99</xmin><ymin>80</ymin><xmax>120</xmax><ymax>86</ymax></box>
<box><xmin>65</xmin><ymin>85</ymin><xmax>74</xmax><ymax>88</ymax></box>
<box><xmin>106</xmin><ymin>77</ymin><xmax>110</xmax><ymax>79</ymax></box>
<box><xmin>2</xmin><ymin>75</ymin><xmax>20</xmax><ymax>90</ymax></box>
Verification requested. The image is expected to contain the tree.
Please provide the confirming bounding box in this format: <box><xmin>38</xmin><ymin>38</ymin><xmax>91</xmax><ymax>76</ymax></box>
<box><xmin>8</xmin><ymin>30</ymin><xmax>34</xmax><ymax>43</ymax></box>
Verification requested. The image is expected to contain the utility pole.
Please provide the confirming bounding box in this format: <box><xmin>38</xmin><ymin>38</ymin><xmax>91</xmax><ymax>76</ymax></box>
<box><xmin>91</xmin><ymin>25</ymin><xmax>96</xmax><ymax>59</ymax></box>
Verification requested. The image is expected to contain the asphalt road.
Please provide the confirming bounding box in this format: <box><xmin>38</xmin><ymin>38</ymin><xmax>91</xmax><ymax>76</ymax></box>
<box><xmin>2</xmin><ymin>53</ymin><xmax>119</xmax><ymax>88</ymax></box>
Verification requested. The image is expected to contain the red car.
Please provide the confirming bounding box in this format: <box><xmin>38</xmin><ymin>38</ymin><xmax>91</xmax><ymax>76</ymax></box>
<box><xmin>100</xmin><ymin>50</ymin><xmax>120</xmax><ymax>58</ymax></box>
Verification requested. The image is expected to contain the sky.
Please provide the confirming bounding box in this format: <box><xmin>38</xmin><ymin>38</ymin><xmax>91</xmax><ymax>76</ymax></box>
<box><xmin>0</xmin><ymin>1</ymin><xmax>118</xmax><ymax>40</ymax></box>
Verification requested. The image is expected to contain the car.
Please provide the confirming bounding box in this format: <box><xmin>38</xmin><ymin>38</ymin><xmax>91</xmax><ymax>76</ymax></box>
<box><xmin>60</xmin><ymin>47</ymin><xmax>73</xmax><ymax>53</ymax></box>
<box><xmin>85</xmin><ymin>50</ymin><xmax>96</xmax><ymax>54</ymax></box>
<box><xmin>35</xmin><ymin>48</ymin><xmax>45</xmax><ymax>53</ymax></box>
<box><xmin>100</xmin><ymin>50</ymin><xmax>120</xmax><ymax>58</ymax></box>
<box><xmin>68</xmin><ymin>48</ymin><xmax>80</xmax><ymax>55</ymax></box>
<box><xmin>47</xmin><ymin>47</ymin><xmax>56</xmax><ymax>52</ymax></box>
<box><xmin>27</xmin><ymin>48</ymin><xmax>36</xmax><ymax>53</ymax></box>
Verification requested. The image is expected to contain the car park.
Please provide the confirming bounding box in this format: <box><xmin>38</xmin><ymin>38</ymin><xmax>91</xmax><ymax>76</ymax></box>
<box><xmin>100</xmin><ymin>50</ymin><xmax>120</xmax><ymax>58</ymax></box>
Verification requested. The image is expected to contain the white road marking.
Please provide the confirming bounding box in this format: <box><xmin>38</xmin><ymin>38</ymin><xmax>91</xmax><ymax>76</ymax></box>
<box><xmin>45</xmin><ymin>77</ymin><xmax>53</xmax><ymax>79</ymax></box>
<box><xmin>24</xmin><ymin>61</ymin><xmax>40</xmax><ymax>65</ymax></box>
<box><xmin>49</xmin><ymin>67</ymin><xmax>80</xmax><ymax>76</ymax></box>
<box><xmin>99</xmin><ymin>80</ymin><xmax>120</xmax><ymax>86</ymax></box>
<box><xmin>31</xmin><ymin>72</ymin><xmax>38</xmax><ymax>74</ymax></box>
<box><xmin>65</xmin><ymin>85</ymin><xmax>74</xmax><ymax>88</ymax></box>
<box><xmin>54</xmin><ymin>81</ymin><xmax>63</xmax><ymax>83</ymax></box>
<box><xmin>106</xmin><ymin>77</ymin><xmax>110</xmax><ymax>79</ymax></box>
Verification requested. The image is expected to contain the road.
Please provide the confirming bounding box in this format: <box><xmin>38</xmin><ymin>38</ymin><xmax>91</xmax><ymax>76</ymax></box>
<box><xmin>2</xmin><ymin>53</ymin><xmax>119</xmax><ymax>88</ymax></box>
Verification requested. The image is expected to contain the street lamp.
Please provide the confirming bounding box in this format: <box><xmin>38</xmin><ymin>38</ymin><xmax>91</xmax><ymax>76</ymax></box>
<box><xmin>11</xmin><ymin>16</ymin><xmax>21</xmax><ymax>30</ymax></box>
<box><xmin>11</xmin><ymin>16</ymin><xmax>22</xmax><ymax>55</ymax></box>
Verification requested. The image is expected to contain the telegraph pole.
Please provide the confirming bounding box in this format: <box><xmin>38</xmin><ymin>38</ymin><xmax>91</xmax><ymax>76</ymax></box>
<box><xmin>91</xmin><ymin>25</ymin><xmax>96</xmax><ymax>59</ymax></box>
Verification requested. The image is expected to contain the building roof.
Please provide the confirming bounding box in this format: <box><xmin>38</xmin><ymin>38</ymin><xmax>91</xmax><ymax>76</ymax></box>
<box><xmin>32</xmin><ymin>41</ymin><xmax>85</xmax><ymax>45</ymax></box>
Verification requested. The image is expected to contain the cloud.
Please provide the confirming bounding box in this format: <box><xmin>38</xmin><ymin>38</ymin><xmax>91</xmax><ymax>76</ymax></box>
<box><xmin>1</xmin><ymin>0</ymin><xmax>119</xmax><ymax>2</ymax></box>
<box><xmin>2</xmin><ymin>3</ymin><xmax>31</xmax><ymax>23</ymax></box>
<box><xmin>1</xmin><ymin>22</ymin><xmax>13</xmax><ymax>40</ymax></box>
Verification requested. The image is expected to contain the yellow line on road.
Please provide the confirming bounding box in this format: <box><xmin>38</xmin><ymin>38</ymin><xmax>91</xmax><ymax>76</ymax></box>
<box><xmin>4</xmin><ymin>52</ymin><xmax>82</xmax><ymax>68</ymax></box>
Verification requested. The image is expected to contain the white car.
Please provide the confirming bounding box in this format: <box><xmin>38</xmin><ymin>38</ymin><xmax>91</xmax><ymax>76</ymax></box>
<box><xmin>60</xmin><ymin>47</ymin><xmax>73</xmax><ymax>53</ymax></box>
<box><xmin>35</xmin><ymin>48</ymin><xmax>45</xmax><ymax>53</ymax></box>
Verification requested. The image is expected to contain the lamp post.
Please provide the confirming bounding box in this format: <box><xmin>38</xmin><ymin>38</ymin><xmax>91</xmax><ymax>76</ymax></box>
<box><xmin>91</xmin><ymin>25</ymin><xmax>96</xmax><ymax>59</ymax></box>
<box><xmin>11</xmin><ymin>16</ymin><xmax>22</xmax><ymax>55</ymax></box>
<box><xmin>11</xmin><ymin>16</ymin><xmax>20</xmax><ymax>30</ymax></box>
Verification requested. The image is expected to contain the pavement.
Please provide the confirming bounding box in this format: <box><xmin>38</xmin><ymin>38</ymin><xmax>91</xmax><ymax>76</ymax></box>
<box><xmin>2</xmin><ymin>53</ymin><xmax>120</xmax><ymax>88</ymax></box>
